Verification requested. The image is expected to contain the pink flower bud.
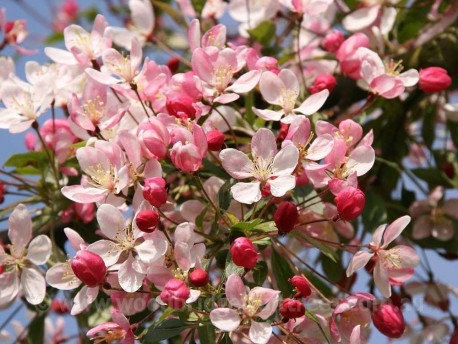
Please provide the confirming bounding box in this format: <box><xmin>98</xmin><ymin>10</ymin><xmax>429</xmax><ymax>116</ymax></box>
<box><xmin>160</xmin><ymin>278</ymin><xmax>190</xmax><ymax>310</ymax></box>
<box><xmin>419</xmin><ymin>67</ymin><xmax>452</xmax><ymax>93</ymax></box>
<box><xmin>51</xmin><ymin>299</ymin><xmax>70</xmax><ymax>314</ymax></box>
<box><xmin>337</xmin><ymin>33</ymin><xmax>370</xmax><ymax>79</ymax></box>
<box><xmin>189</xmin><ymin>268</ymin><xmax>209</xmax><ymax>287</ymax></box>
<box><xmin>334</xmin><ymin>187</ymin><xmax>366</xmax><ymax>221</ymax></box>
<box><xmin>289</xmin><ymin>275</ymin><xmax>312</xmax><ymax>298</ymax></box>
<box><xmin>170</xmin><ymin>142</ymin><xmax>203</xmax><ymax>172</ymax></box>
<box><xmin>274</xmin><ymin>201</ymin><xmax>299</xmax><ymax>234</ymax></box>
<box><xmin>24</xmin><ymin>132</ymin><xmax>37</xmax><ymax>151</ymax></box>
<box><xmin>135</xmin><ymin>210</ymin><xmax>159</xmax><ymax>233</ymax></box>
<box><xmin>280</xmin><ymin>298</ymin><xmax>305</xmax><ymax>319</ymax></box>
<box><xmin>137</xmin><ymin>118</ymin><xmax>170</xmax><ymax>160</ymax></box>
<box><xmin>230</xmin><ymin>237</ymin><xmax>258</xmax><ymax>269</ymax></box>
<box><xmin>309</xmin><ymin>74</ymin><xmax>337</xmax><ymax>94</ymax></box>
<box><xmin>0</xmin><ymin>265</ymin><xmax>4</xmax><ymax>274</ymax></box>
<box><xmin>372</xmin><ymin>304</ymin><xmax>405</xmax><ymax>339</ymax></box>
<box><xmin>166</xmin><ymin>95</ymin><xmax>197</xmax><ymax>120</ymax></box>
<box><xmin>143</xmin><ymin>177</ymin><xmax>168</xmax><ymax>207</ymax></box>
<box><xmin>71</xmin><ymin>250</ymin><xmax>107</xmax><ymax>287</ymax></box>
<box><xmin>206</xmin><ymin>129</ymin><xmax>225</xmax><ymax>151</ymax></box>
<box><xmin>322</xmin><ymin>30</ymin><xmax>345</xmax><ymax>53</ymax></box>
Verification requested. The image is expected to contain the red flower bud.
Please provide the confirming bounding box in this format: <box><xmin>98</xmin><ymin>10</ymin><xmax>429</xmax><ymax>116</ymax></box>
<box><xmin>289</xmin><ymin>275</ymin><xmax>311</xmax><ymax>298</ymax></box>
<box><xmin>230</xmin><ymin>237</ymin><xmax>258</xmax><ymax>269</ymax></box>
<box><xmin>274</xmin><ymin>201</ymin><xmax>299</xmax><ymax>234</ymax></box>
<box><xmin>143</xmin><ymin>177</ymin><xmax>168</xmax><ymax>208</ymax></box>
<box><xmin>189</xmin><ymin>268</ymin><xmax>209</xmax><ymax>287</ymax></box>
<box><xmin>322</xmin><ymin>30</ymin><xmax>345</xmax><ymax>53</ymax></box>
<box><xmin>280</xmin><ymin>298</ymin><xmax>305</xmax><ymax>319</ymax></box>
<box><xmin>166</xmin><ymin>95</ymin><xmax>196</xmax><ymax>120</ymax></box>
<box><xmin>160</xmin><ymin>278</ymin><xmax>190</xmax><ymax>310</ymax></box>
<box><xmin>334</xmin><ymin>187</ymin><xmax>365</xmax><ymax>221</ymax></box>
<box><xmin>206</xmin><ymin>129</ymin><xmax>225</xmax><ymax>151</ymax></box>
<box><xmin>167</xmin><ymin>57</ymin><xmax>180</xmax><ymax>74</ymax></box>
<box><xmin>71</xmin><ymin>250</ymin><xmax>107</xmax><ymax>287</ymax></box>
<box><xmin>309</xmin><ymin>74</ymin><xmax>337</xmax><ymax>94</ymax></box>
<box><xmin>135</xmin><ymin>210</ymin><xmax>159</xmax><ymax>233</ymax></box>
<box><xmin>0</xmin><ymin>265</ymin><xmax>4</xmax><ymax>275</ymax></box>
<box><xmin>450</xmin><ymin>327</ymin><xmax>458</xmax><ymax>344</ymax></box>
<box><xmin>419</xmin><ymin>67</ymin><xmax>452</xmax><ymax>93</ymax></box>
<box><xmin>0</xmin><ymin>183</ymin><xmax>5</xmax><ymax>204</ymax></box>
<box><xmin>51</xmin><ymin>299</ymin><xmax>70</xmax><ymax>314</ymax></box>
<box><xmin>372</xmin><ymin>304</ymin><xmax>405</xmax><ymax>338</ymax></box>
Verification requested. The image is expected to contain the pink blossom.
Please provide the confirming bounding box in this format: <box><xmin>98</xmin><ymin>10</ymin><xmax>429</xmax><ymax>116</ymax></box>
<box><xmin>220</xmin><ymin>128</ymin><xmax>299</xmax><ymax>204</ymax></box>
<box><xmin>253</xmin><ymin>69</ymin><xmax>329</xmax><ymax>123</ymax></box>
<box><xmin>159</xmin><ymin>278</ymin><xmax>190</xmax><ymax>309</ymax></box>
<box><xmin>170</xmin><ymin>123</ymin><xmax>208</xmax><ymax>172</ymax></box>
<box><xmin>87</xmin><ymin>308</ymin><xmax>134</xmax><ymax>344</ymax></box>
<box><xmin>210</xmin><ymin>274</ymin><xmax>280</xmax><ymax>344</ymax></box>
<box><xmin>53</xmin><ymin>0</ymin><xmax>79</xmax><ymax>32</ymax></box>
<box><xmin>322</xmin><ymin>30</ymin><xmax>345</xmax><ymax>53</ymax></box>
<box><xmin>0</xmin><ymin>9</ymin><xmax>37</xmax><ymax>54</ymax></box>
<box><xmin>346</xmin><ymin>216</ymin><xmax>419</xmax><ymax>297</ymax></box>
<box><xmin>419</xmin><ymin>66</ymin><xmax>452</xmax><ymax>93</ymax></box>
<box><xmin>230</xmin><ymin>237</ymin><xmax>258</xmax><ymax>269</ymax></box>
<box><xmin>336</xmin><ymin>33</ymin><xmax>370</xmax><ymax>79</ymax></box>
<box><xmin>0</xmin><ymin>204</ymin><xmax>51</xmax><ymax>306</ymax></box>
<box><xmin>372</xmin><ymin>303</ymin><xmax>405</xmax><ymax>338</ymax></box>
<box><xmin>343</xmin><ymin>3</ymin><xmax>397</xmax><ymax>36</ymax></box>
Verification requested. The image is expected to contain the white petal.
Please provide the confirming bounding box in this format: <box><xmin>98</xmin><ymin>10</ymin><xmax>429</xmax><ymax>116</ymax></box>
<box><xmin>21</xmin><ymin>268</ymin><xmax>46</xmax><ymax>305</ymax></box>
<box><xmin>0</xmin><ymin>271</ymin><xmax>19</xmax><ymax>306</ymax></box>
<box><xmin>272</xmin><ymin>145</ymin><xmax>299</xmax><ymax>176</ymax></box>
<box><xmin>97</xmin><ymin>204</ymin><xmax>126</xmax><ymax>240</ymax></box>
<box><xmin>118</xmin><ymin>255</ymin><xmax>144</xmax><ymax>292</ymax></box>
<box><xmin>219</xmin><ymin>149</ymin><xmax>254</xmax><ymax>179</ymax></box>
<box><xmin>259</xmin><ymin>71</ymin><xmax>283</xmax><ymax>105</ymax></box>
<box><xmin>26</xmin><ymin>235</ymin><xmax>51</xmax><ymax>265</ymax></box>
<box><xmin>8</xmin><ymin>204</ymin><xmax>32</xmax><ymax>257</ymax></box>
<box><xmin>342</xmin><ymin>6</ymin><xmax>380</xmax><ymax>32</ymax></box>
<box><xmin>231</xmin><ymin>182</ymin><xmax>261</xmax><ymax>204</ymax></box>
<box><xmin>210</xmin><ymin>308</ymin><xmax>241</xmax><ymax>332</ymax></box>
<box><xmin>226</xmin><ymin>70</ymin><xmax>261</xmax><ymax>93</ymax></box>
<box><xmin>71</xmin><ymin>285</ymin><xmax>99</xmax><ymax>315</ymax></box>
<box><xmin>44</xmin><ymin>47</ymin><xmax>78</xmax><ymax>65</ymax></box>
<box><xmin>46</xmin><ymin>262</ymin><xmax>80</xmax><ymax>290</ymax></box>
<box><xmin>269</xmin><ymin>175</ymin><xmax>296</xmax><ymax>197</ymax></box>
<box><xmin>347</xmin><ymin>146</ymin><xmax>375</xmax><ymax>176</ymax></box>
<box><xmin>135</xmin><ymin>238</ymin><xmax>168</xmax><ymax>264</ymax></box>
<box><xmin>252</xmin><ymin>128</ymin><xmax>277</xmax><ymax>160</ymax></box>
<box><xmin>249</xmin><ymin>321</ymin><xmax>272</xmax><ymax>344</ymax></box>
<box><xmin>295</xmin><ymin>89</ymin><xmax>329</xmax><ymax>115</ymax></box>
<box><xmin>186</xmin><ymin>289</ymin><xmax>201</xmax><ymax>304</ymax></box>
<box><xmin>307</xmin><ymin>134</ymin><xmax>334</xmax><ymax>161</ymax></box>
<box><xmin>87</xmin><ymin>240</ymin><xmax>123</xmax><ymax>267</ymax></box>
<box><xmin>346</xmin><ymin>251</ymin><xmax>374</xmax><ymax>277</ymax></box>
<box><xmin>252</xmin><ymin>107</ymin><xmax>284</xmax><ymax>121</ymax></box>
<box><xmin>374</xmin><ymin>260</ymin><xmax>391</xmax><ymax>298</ymax></box>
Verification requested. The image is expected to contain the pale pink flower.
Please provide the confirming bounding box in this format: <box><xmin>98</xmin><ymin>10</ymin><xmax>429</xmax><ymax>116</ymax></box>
<box><xmin>170</xmin><ymin>123</ymin><xmax>208</xmax><ymax>173</ymax></box>
<box><xmin>87</xmin><ymin>204</ymin><xmax>168</xmax><ymax>292</ymax></box>
<box><xmin>0</xmin><ymin>78</ymin><xmax>52</xmax><ymax>133</ymax></box>
<box><xmin>210</xmin><ymin>274</ymin><xmax>280</xmax><ymax>344</ymax></box>
<box><xmin>336</xmin><ymin>33</ymin><xmax>370</xmax><ymax>79</ymax></box>
<box><xmin>45</xmin><ymin>14</ymin><xmax>111</xmax><ymax>66</ymax></box>
<box><xmin>61</xmin><ymin>140</ymin><xmax>130</xmax><ymax>205</ymax></box>
<box><xmin>188</xmin><ymin>19</ymin><xmax>227</xmax><ymax>52</ymax></box>
<box><xmin>0</xmin><ymin>8</ymin><xmax>37</xmax><ymax>55</ymax></box>
<box><xmin>39</xmin><ymin>118</ymin><xmax>77</xmax><ymax>164</ymax></box>
<box><xmin>220</xmin><ymin>128</ymin><xmax>299</xmax><ymax>204</ymax></box>
<box><xmin>280</xmin><ymin>0</ymin><xmax>333</xmax><ymax>16</ymax></box>
<box><xmin>107</xmin><ymin>0</ymin><xmax>154</xmax><ymax>49</ymax></box>
<box><xmin>87</xmin><ymin>308</ymin><xmax>134</xmax><ymax>344</ymax></box>
<box><xmin>192</xmin><ymin>47</ymin><xmax>260</xmax><ymax>104</ymax></box>
<box><xmin>358</xmin><ymin>47</ymin><xmax>419</xmax><ymax>99</ymax></box>
<box><xmin>346</xmin><ymin>216</ymin><xmax>419</xmax><ymax>297</ymax></box>
<box><xmin>52</xmin><ymin>0</ymin><xmax>78</xmax><ymax>32</ymax></box>
<box><xmin>343</xmin><ymin>1</ymin><xmax>398</xmax><ymax>36</ymax></box>
<box><xmin>46</xmin><ymin>228</ymin><xmax>102</xmax><ymax>315</ymax></box>
<box><xmin>253</xmin><ymin>69</ymin><xmax>329</xmax><ymax>123</ymax></box>
<box><xmin>0</xmin><ymin>204</ymin><xmax>51</xmax><ymax>306</ymax></box>
<box><xmin>329</xmin><ymin>293</ymin><xmax>375</xmax><ymax>343</ymax></box>
<box><xmin>68</xmin><ymin>79</ymin><xmax>128</xmax><ymax>132</ymax></box>
<box><xmin>409</xmin><ymin>186</ymin><xmax>458</xmax><ymax>241</ymax></box>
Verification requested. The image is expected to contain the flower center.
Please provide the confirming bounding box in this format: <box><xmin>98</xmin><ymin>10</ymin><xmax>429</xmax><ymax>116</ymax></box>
<box><xmin>280</xmin><ymin>88</ymin><xmax>298</xmax><ymax>114</ymax></box>
<box><xmin>83</xmin><ymin>96</ymin><xmax>105</xmax><ymax>124</ymax></box>
<box><xmin>85</xmin><ymin>164</ymin><xmax>117</xmax><ymax>191</ymax></box>
<box><xmin>251</xmin><ymin>155</ymin><xmax>274</xmax><ymax>182</ymax></box>
<box><xmin>244</xmin><ymin>294</ymin><xmax>262</xmax><ymax>318</ymax></box>
<box><xmin>212</xmin><ymin>64</ymin><xmax>233</xmax><ymax>92</ymax></box>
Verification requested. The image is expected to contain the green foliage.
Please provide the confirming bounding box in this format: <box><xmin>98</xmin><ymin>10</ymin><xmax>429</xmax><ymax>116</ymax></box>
<box><xmin>144</xmin><ymin>319</ymin><xmax>193</xmax><ymax>343</ymax></box>
<box><xmin>271</xmin><ymin>248</ymin><xmax>294</xmax><ymax>297</ymax></box>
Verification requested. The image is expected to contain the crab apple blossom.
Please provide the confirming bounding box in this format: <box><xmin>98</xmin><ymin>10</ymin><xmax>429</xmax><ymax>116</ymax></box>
<box><xmin>135</xmin><ymin>209</ymin><xmax>159</xmax><ymax>233</ymax></box>
<box><xmin>280</xmin><ymin>298</ymin><xmax>305</xmax><ymax>319</ymax></box>
<box><xmin>159</xmin><ymin>278</ymin><xmax>190</xmax><ymax>310</ymax></box>
<box><xmin>206</xmin><ymin>129</ymin><xmax>225</xmax><ymax>151</ymax></box>
<box><xmin>334</xmin><ymin>186</ymin><xmax>366</xmax><ymax>221</ymax></box>
<box><xmin>143</xmin><ymin>177</ymin><xmax>167</xmax><ymax>208</ymax></box>
<box><xmin>309</xmin><ymin>74</ymin><xmax>337</xmax><ymax>94</ymax></box>
<box><xmin>342</xmin><ymin>1</ymin><xmax>397</xmax><ymax>36</ymax></box>
<box><xmin>0</xmin><ymin>204</ymin><xmax>51</xmax><ymax>306</ymax></box>
<box><xmin>0</xmin><ymin>8</ymin><xmax>37</xmax><ymax>54</ymax></box>
<box><xmin>87</xmin><ymin>308</ymin><xmax>135</xmax><ymax>344</ymax></box>
<box><xmin>371</xmin><ymin>303</ymin><xmax>405</xmax><ymax>338</ymax></box>
<box><xmin>220</xmin><ymin>128</ymin><xmax>299</xmax><ymax>204</ymax></box>
<box><xmin>274</xmin><ymin>201</ymin><xmax>299</xmax><ymax>234</ymax></box>
<box><xmin>289</xmin><ymin>275</ymin><xmax>312</xmax><ymax>298</ymax></box>
<box><xmin>189</xmin><ymin>268</ymin><xmax>209</xmax><ymax>287</ymax></box>
<box><xmin>346</xmin><ymin>216</ymin><xmax>420</xmax><ymax>297</ymax></box>
<box><xmin>71</xmin><ymin>250</ymin><xmax>107</xmax><ymax>287</ymax></box>
<box><xmin>210</xmin><ymin>274</ymin><xmax>280</xmax><ymax>344</ymax></box>
<box><xmin>253</xmin><ymin>69</ymin><xmax>329</xmax><ymax>123</ymax></box>
<box><xmin>322</xmin><ymin>30</ymin><xmax>345</xmax><ymax>53</ymax></box>
<box><xmin>419</xmin><ymin>66</ymin><xmax>452</xmax><ymax>93</ymax></box>
<box><xmin>230</xmin><ymin>237</ymin><xmax>258</xmax><ymax>269</ymax></box>
<box><xmin>336</xmin><ymin>33</ymin><xmax>370</xmax><ymax>79</ymax></box>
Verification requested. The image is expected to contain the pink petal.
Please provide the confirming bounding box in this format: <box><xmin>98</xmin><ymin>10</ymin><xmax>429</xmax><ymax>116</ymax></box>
<box><xmin>118</xmin><ymin>255</ymin><xmax>144</xmax><ymax>292</ymax></box>
<box><xmin>0</xmin><ymin>271</ymin><xmax>19</xmax><ymax>306</ymax></box>
<box><xmin>210</xmin><ymin>308</ymin><xmax>241</xmax><ymax>332</ymax></box>
<box><xmin>346</xmin><ymin>251</ymin><xmax>374</xmax><ymax>277</ymax></box>
<box><xmin>252</xmin><ymin>107</ymin><xmax>284</xmax><ymax>121</ymax></box>
<box><xmin>272</xmin><ymin>145</ymin><xmax>299</xmax><ymax>177</ymax></box>
<box><xmin>214</xmin><ymin>93</ymin><xmax>239</xmax><ymax>104</ymax></box>
<box><xmin>307</xmin><ymin>134</ymin><xmax>334</xmax><ymax>161</ymax></box>
<box><xmin>249</xmin><ymin>321</ymin><xmax>272</xmax><ymax>344</ymax></box>
<box><xmin>269</xmin><ymin>175</ymin><xmax>296</xmax><ymax>197</ymax></box>
<box><xmin>44</xmin><ymin>47</ymin><xmax>78</xmax><ymax>65</ymax></box>
<box><xmin>71</xmin><ymin>285</ymin><xmax>99</xmax><ymax>315</ymax></box>
<box><xmin>21</xmin><ymin>267</ymin><xmax>46</xmax><ymax>305</ymax></box>
<box><xmin>399</xmin><ymin>69</ymin><xmax>419</xmax><ymax>87</ymax></box>
<box><xmin>259</xmin><ymin>71</ymin><xmax>283</xmax><ymax>105</ymax></box>
<box><xmin>46</xmin><ymin>262</ymin><xmax>80</xmax><ymax>290</ymax></box>
<box><xmin>26</xmin><ymin>235</ymin><xmax>51</xmax><ymax>265</ymax></box>
<box><xmin>295</xmin><ymin>89</ymin><xmax>329</xmax><ymax>115</ymax></box>
<box><xmin>252</xmin><ymin>128</ymin><xmax>277</xmax><ymax>160</ymax></box>
<box><xmin>220</xmin><ymin>148</ymin><xmax>254</xmax><ymax>179</ymax></box>
<box><xmin>382</xmin><ymin>215</ymin><xmax>411</xmax><ymax>247</ymax></box>
<box><xmin>343</xmin><ymin>5</ymin><xmax>380</xmax><ymax>31</ymax></box>
<box><xmin>231</xmin><ymin>182</ymin><xmax>262</xmax><ymax>204</ymax></box>
<box><xmin>87</xmin><ymin>240</ymin><xmax>123</xmax><ymax>267</ymax></box>
<box><xmin>226</xmin><ymin>70</ymin><xmax>261</xmax><ymax>94</ymax></box>
<box><xmin>347</xmin><ymin>145</ymin><xmax>375</xmax><ymax>176</ymax></box>
<box><xmin>8</xmin><ymin>204</ymin><xmax>32</xmax><ymax>257</ymax></box>
<box><xmin>374</xmin><ymin>260</ymin><xmax>391</xmax><ymax>298</ymax></box>
<box><xmin>226</xmin><ymin>274</ymin><xmax>247</xmax><ymax>308</ymax></box>
<box><xmin>188</xmin><ymin>19</ymin><xmax>201</xmax><ymax>51</ymax></box>
<box><xmin>97</xmin><ymin>204</ymin><xmax>126</xmax><ymax>240</ymax></box>
<box><xmin>61</xmin><ymin>185</ymin><xmax>107</xmax><ymax>203</ymax></box>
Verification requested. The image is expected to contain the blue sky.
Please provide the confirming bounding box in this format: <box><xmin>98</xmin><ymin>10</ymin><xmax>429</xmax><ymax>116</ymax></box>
<box><xmin>0</xmin><ymin>1</ymin><xmax>457</xmax><ymax>343</ymax></box>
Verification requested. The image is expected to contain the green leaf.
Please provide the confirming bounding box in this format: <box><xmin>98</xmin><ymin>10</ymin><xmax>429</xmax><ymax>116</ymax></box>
<box><xmin>248</xmin><ymin>21</ymin><xmax>276</xmax><ymax>47</ymax></box>
<box><xmin>362</xmin><ymin>189</ymin><xmax>388</xmax><ymax>231</ymax></box>
<box><xmin>218</xmin><ymin>180</ymin><xmax>233</xmax><ymax>211</ymax></box>
<box><xmin>190</xmin><ymin>0</ymin><xmax>206</xmax><ymax>14</ymax></box>
<box><xmin>224</xmin><ymin>257</ymin><xmax>245</xmax><ymax>277</ymax></box>
<box><xmin>144</xmin><ymin>319</ymin><xmax>192</xmax><ymax>343</ymax></box>
<box><xmin>220</xmin><ymin>333</ymin><xmax>234</xmax><ymax>344</ymax></box>
<box><xmin>396</xmin><ymin>1</ymin><xmax>432</xmax><ymax>43</ymax></box>
<box><xmin>252</xmin><ymin>260</ymin><xmax>268</xmax><ymax>285</ymax></box>
<box><xmin>412</xmin><ymin>168</ymin><xmax>453</xmax><ymax>187</ymax></box>
<box><xmin>252</xmin><ymin>221</ymin><xmax>278</xmax><ymax>234</ymax></box>
<box><xmin>197</xmin><ymin>323</ymin><xmax>216</xmax><ymax>344</ymax></box>
<box><xmin>44</xmin><ymin>31</ymin><xmax>64</xmax><ymax>44</ymax></box>
<box><xmin>231</xmin><ymin>219</ymin><xmax>263</xmax><ymax>232</ymax></box>
<box><xmin>152</xmin><ymin>0</ymin><xmax>187</xmax><ymax>28</ymax></box>
<box><xmin>271</xmin><ymin>247</ymin><xmax>294</xmax><ymax>297</ymax></box>
<box><xmin>4</xmin><ymin>152</ymin><xmax>47</xmax><ymax>168</ymax></box>
<box><xmin>421</xmin><ymin>103</ymin><xmax>436</xmax><ymax>148</ymax></box>
<box><xmin>27</xmin><ymin>314</ymin><xmax>45</xmax><ymax>344</ymax></box>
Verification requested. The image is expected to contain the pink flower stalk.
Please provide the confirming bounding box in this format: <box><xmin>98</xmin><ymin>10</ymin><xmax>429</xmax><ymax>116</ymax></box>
<box><xmin>87</xmin><ymin>309</ymin><xmax>134</xmax><ymax>344</ymax></box>
<box><xmin>230</xmin><ymin>237</ymin><xmax>258</xmax><ymax>269</ymax></box>
<box><xmin>210</xmin><ymin>274</ymin><xmax>280</xmax><ymax>343</ymax></box>
<box><xmin>372</xmin><ymin>304</ymin><xmax>405</xmax><ymax>338</ymax></box>
<box><xmin>253</xmin><ymin>69</ymin><xmax>329</xmax><ymax>123</ymax></box>
<box><xmin>107</xmin><ymin>0</ymin><xmax>155</xmax><ymax>49</ymax></box>
<box><xmin>346</xmin><ymin>216</ymin><xmax>419</xmax><ymax>297</ymax></box>
<box><xmin>358</xmin><ymin>48</ymin><xmax>419</xmax><ymax>99</ymax></box>
<box><xmin>419</xmin><ymin>66</ymin><xmax>452</xmax><ymax>93</ymax></box>
<box><xmin>0</xmin><ymin>204</ymin><xmax>51</xmax><ymax>306</ymax></box>
<box><xmin>45</xmin><ymin>14</ymin><xmax>111</xmax><ymax>66</ymax></box>
<box><xmin>220</xmin><ymin>128</ymin><xmax>299</xmax><ymax>204</ymax></box>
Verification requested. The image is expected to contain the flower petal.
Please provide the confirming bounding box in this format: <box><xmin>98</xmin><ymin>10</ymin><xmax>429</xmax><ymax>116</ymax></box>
<box><xmin>259</xmin><ymin>71</ymin><xmax>283</xmax><ymax>105</ymax></box>
<box><xmin>8</xmin><ymin>204</ymin><xmax>32</xmax><ymax>257</ymax></box>
<box><xmin>71</xmin><ymin>285</ymin><xmax>99</xmax><ymax>315</ymax></box>
<box><xmin>252</xmin><ymin>128</ymin><xmax>277</xmax><ymax>160</ymax></box>
<box><xmin>210</xmin><ymin>308</ymin><xmax>241</xmax><ymax>332</ymax></box>
<box><xmin>249</xmin><ymin>321</ymin><xmax>272</xmax><ymax>344</ymax></box>
<box><xmin>295</xmin><ymin>89</ymin><xmax>329</xmax><ymax>115</ymax></box>
<box><xmin>382</xmin><ymin>215</ymin><xmax>411</xmax><ymax>247</ymax></box>
<box><xmin>97</xmin><ymin>204</ymin><xmax>126</xmax><ymax>240</ymax></box>
<box><xmin>231</xmin><ymin>182</ymin><xmax>261</xmax><ymax>204</ymax></box>
<box><xmin>46</xmin><ymin>262</ymin><xmax>80</xmax><ymax>290</ymax></box>
<box><xmin>268</xmin><ymin>175</ymin><xmax>296</xmax><ymax>197</ymax></box>
<box><xmin>26</xmin><ymin>235</ymin><xmax>51</xmax><ymax>265</ymax></box>
<box><xmin>346</xmin><ymin>251</ymin><xmax>374</xmax><ymax>277</ymax></box>
<box><xmin>21</xmin><ymin>268</ymin><xmax>46</xmax><ymax>305</ymax></box>
<box><xmin>374</xmin><ymin>260</ymin><xmax>391</xmax><ymax>298</ymax></box>
<box><xmin>118</xmin><ymin>255</ymin><xmax>144</xmax><ymax>292</ymax></box>
<box><xmin>219</xmin><ymin>149</ymin><xmax>253</xmax><ymax>179</ymax></box>
<box><xmin>226</xmin><ymin>274</ymin><xmax>247</xmax><ymax>308</ymax></box>
<box><xmin>272</xmin><ymin>145</ymin><xmax>299</xmax><ymax>177</ymax></box>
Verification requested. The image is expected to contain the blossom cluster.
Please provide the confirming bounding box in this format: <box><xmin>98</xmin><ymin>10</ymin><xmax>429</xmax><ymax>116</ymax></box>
<box><xmin>0</xmin><ymin>0</ymin><xmax>457</xmax><ymax>343</ymax></box>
